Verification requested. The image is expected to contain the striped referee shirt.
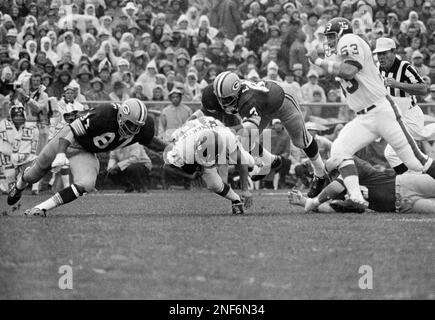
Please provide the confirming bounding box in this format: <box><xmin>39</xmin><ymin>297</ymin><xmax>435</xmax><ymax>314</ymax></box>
<box><xmin>378</xmin><ymin>57</ymin><xmax>424</xmax><ymax>105</ymax></box>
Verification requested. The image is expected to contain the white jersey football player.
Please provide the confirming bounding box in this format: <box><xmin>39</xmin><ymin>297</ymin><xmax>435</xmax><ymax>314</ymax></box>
<box><xmin>163</xmin><ymin>116</ymin><xmax>255</xmax><ymax>214</ymax></box>
<box><xmin>307</xmin><ymin>17</ymin><xmax>435</xmax><ymax>210</ymax></box>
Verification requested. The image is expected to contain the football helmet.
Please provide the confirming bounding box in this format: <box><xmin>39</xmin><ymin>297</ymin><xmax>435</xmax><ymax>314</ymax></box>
<box><xmin>323</xmin><ymin>17</ymin><xmax>353</xmax><ymax>56</ymax></box>
<box><xmin>213</xmin><ymin>71</ymin><xmax>241</xmax><ymax>114</ymax></box>
<box><xmin>9</xmin><ymin>104</ymin><xmax>26</xmax><ymax>128</ymax></box>
<box><xmin>117</xmin><ymin>98</ymin><xmax>147</xmax><ymax>137</ymax></box>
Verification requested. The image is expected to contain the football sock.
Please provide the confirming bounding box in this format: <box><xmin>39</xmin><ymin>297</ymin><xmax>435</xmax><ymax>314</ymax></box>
<box><xmin>49</xmin><ymin>172</ymin><xmax>56</xmax><ymax>186</ymax></box>
<box><xmin>303</xmin><ymin>139</ymin><xmax>325</xmax><ymax>177</ymax></box>
<box><xmin>217</xmin><ymin>183</ymin><xmax>240</xmax><ymax>202</ymax></box>
<box><xmin>61</xmin><ymin>174</ymin><xmax>70</xmax><ymax>188</ymax></box>
<box><xmin>310</xmin><ymin>154</ymin><xmax>326</xmax><ymax>178</ymax></box>
<box><xmin>339</xmin><ymin>160</ymin><xmax>363</xmax><ymax>201</ymax></box>
<box><xmin>35</xmin><ymin>184</ymin><xmax>85</xmax><ymax>212</ymax></box>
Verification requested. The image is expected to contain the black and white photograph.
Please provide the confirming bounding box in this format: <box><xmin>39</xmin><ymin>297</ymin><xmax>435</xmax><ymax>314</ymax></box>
<box><xmin>0</xmin><ymin>0</ymin><xmax>434</xmax><ymax>306</ymax></box>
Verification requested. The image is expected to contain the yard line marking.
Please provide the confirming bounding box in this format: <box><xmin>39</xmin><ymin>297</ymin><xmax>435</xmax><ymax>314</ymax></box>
<box><xmin>257</xmin><ymin>192</ymin><xmax>288</xmax><ymax>196</ymax></box>
<box><xmin>384</xmin><ymin>218</ymin><xmax>435</xmax><ymax>222</ymax></box>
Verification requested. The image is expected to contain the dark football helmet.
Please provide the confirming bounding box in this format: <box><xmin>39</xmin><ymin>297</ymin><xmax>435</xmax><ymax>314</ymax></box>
<box><xmin>324</xmin><ymin>17</ymin><xmax>353</xmax><ymax>56</ymax></box>
<box><xmin>213</xmin><ymin>71</ymin><xmax>241</xmax><ymax>114</ymax></box>
<box><xmin>117</xmin><ymin>98</ymin><xmax>147</xmax><ymax>137</ymax></box>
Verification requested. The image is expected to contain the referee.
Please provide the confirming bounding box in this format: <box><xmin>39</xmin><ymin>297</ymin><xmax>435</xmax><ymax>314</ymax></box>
<box><xmin>374</xmin><ymin>37</ymin><xmax>430</xmax><ymax>174</ymax></box>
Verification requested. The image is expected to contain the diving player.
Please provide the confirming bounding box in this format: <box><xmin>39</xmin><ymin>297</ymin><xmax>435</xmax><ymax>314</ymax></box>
<box><xmin>307</xmin><ymin>17</ymin><xmax>435</xmax><ymax>210</ymax></box>
<box><xmin>7</xmin><ymin>98</ymin><xmax>167</xmax><ymax>216</ymax></box>
<box><xmin>211</xmin><ymin>73</ymin><xmax>329</xmax><ymax>198</ymax></box>
<box><xmin>163</xmin><ymin>116</ymin><xmax>256</xmax><ymax>214</ymax></box>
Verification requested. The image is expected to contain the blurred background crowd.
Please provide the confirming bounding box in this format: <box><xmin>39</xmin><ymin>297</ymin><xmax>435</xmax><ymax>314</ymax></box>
<box><xmin>2</xmin><ymin>0</ymin><xmax>435</xmax><ymax>194</ymax></box>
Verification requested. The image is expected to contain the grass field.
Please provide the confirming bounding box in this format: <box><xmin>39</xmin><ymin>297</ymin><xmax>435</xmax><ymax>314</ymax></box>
<box><xmin>0</xmin><ymin>190</ymin><xmax>434</xmax><ymax>300</ymax></box>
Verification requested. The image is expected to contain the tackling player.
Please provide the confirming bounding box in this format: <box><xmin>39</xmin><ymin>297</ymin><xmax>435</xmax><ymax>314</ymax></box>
<box><xmin>374</xmin><ymin>37</ymin><xmax>435</xmax><ymax>173</ymax></box>
<box><xmin>288</xmin><ymin>156</ymin><xmax>435</xmax><ymax>214</ymax></box>
<box><xmin>210</xmin><ymin>74</ymin><xmax>329</xmax><ymax>198</ymax></box>
<box><xmin>307</xmin><ymin>17</ymin><xmax>435</xmax><ymax>210</ymax></box>
<box><xmin>7</xmin><ymin>98</ymin><xmax>167</xmax><ymax>216</ymax></box>
<box><xmin>163</xmin><ymin>116</ymin><xmax>256</xmax><ymax>214</ymax></box>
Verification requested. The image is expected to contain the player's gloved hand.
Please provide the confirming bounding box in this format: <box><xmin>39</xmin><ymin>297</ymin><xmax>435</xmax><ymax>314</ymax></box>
<box><xmin>52</xmin><ymin>153</ymin><xmax>69</xmax><ymax>171</ymax></box>
<box><xmin>240</xmin><ymin>190</ymin><xmax>253</xmax><ymax>209</ymax></box>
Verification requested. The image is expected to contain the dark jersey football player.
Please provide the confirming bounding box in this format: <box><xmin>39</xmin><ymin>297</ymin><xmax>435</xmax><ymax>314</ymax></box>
<box><xmin>211</xmin><ymin>72</ymin><xmax>328</xmax><ymax>197</ymax></box>
<box><xmin>7</xmin><ymin>98</ymin><xmax>167</xmax><ymax>216</ymax></box>
<box><xmin>289</xmin><ymin>156</ymin><xmax>435</xmax><ymax>214</ymax></box>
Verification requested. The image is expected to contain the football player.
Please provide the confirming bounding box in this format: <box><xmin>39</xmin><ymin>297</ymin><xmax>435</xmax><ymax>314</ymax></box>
<box><xmin>288</xmin><ymin>156</ymin><xmax>435</xmax><ymax>214</ymax></box>
<box><xmin>307</xmin><ymin>17</ymin><xmax>435</xmax><ymax>210</ymax></box>
<box><xmin>7</xmin><ymin>98</ymin><xmax>167</xmax><ymax>216</ymax></box>
<box><xmin>211</xmin><ymin>73</ymin><xmax>329</xmax><ymax>198</ymax></box>
<box><xmin>189</xmin><ymin>86</ymin><xmax>253</xmax><ymax>207</ymax></box>
<box><xmin>163</xmin><ymin>116</ymin><xmax>256</xmax><ymax>214</ymax></box>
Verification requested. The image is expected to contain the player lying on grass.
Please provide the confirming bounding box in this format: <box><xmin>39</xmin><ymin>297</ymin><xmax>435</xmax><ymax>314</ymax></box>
<box><xmin>7</xmin><ymin>98</ymin><xmax>167</xmax><ymax>217</ymax></box>
<box><xmin>288</xmin><ymin>156</ymin><xmax>435</xmax><ymax>214</ymax></box>
<box><xmin>163</xmin><ymin>116</ymin><xmax>256</xmax><ymax>214</ymax></box>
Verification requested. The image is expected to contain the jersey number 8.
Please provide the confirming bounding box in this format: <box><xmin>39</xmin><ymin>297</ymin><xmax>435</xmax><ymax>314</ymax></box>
<box><xmin>93</xmin><ymin>132</ymin><xmax>115</xmax><ymax>149</ymax></box>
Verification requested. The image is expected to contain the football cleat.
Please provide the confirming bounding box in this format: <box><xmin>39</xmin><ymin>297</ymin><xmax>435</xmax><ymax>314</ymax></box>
<box><xmin>330</xmin><ymin>198</ymin><xmax>367</xmax><ymax>214</ymax></box>
<box><xmin>7</xmin><ymin>173</ymin><xmax>25</xmax><ymax>206</ymax></box>
<box><xmin>307</xmin><ymin>174</ymin><xmax>330</xmax><ymax>198</ymax></box>
<box><xmin>232</xmin><ymin>200</ymin><xmax>245</xmax><ymax>215</ymax></box>
<box><xmin>251</xmin><ymin>156</ymin><xmax>282</xmax><ymax>182</ymax></box>
<box><xmin>24</xmin><ymin>207</ymin><xmax>47</xmax><ymax>217</ymax></box>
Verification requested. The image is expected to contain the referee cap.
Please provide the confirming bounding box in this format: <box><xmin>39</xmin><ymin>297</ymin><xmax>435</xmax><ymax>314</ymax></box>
<box><xmin>373</xmin><ymin>37</ymin><xmax>396</xmax><ymax>54</ymax></box>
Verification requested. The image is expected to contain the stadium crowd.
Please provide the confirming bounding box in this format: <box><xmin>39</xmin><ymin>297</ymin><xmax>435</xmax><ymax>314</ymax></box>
<box><xmin>2</xmin><ymin>0</ymin><xmax>435</xmax><ymax>193</ymax></box>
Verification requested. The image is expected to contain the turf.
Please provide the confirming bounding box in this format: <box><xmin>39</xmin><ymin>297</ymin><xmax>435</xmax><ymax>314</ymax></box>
<box><xmin>0</xmin><ymin>190</ymin><xmax>434</xmax><ymax>299</ymax></box>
